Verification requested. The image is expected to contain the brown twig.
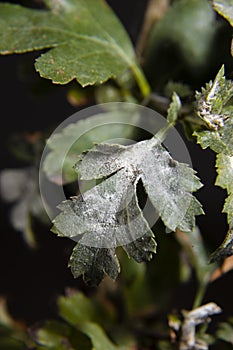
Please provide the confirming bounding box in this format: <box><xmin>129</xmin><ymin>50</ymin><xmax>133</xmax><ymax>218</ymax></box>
<box><xmin>179</xmin><ymin>303</ymin><xmax>221</xmax><ymax>350</ymax></box>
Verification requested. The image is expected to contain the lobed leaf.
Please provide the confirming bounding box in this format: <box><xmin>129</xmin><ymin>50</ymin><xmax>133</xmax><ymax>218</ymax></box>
<box><xmin>53</xmin><ymin>130</ymin><xmax>203</xmax><ymax>284</ymax></box>
<box><xmin>0</xmin><ymin>0</ymin><xmax>139</xmax><ymax>87</ymax></box>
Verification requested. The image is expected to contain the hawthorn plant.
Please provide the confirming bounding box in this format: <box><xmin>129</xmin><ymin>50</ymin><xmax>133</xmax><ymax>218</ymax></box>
<box><xmin>0</xmin><ymin>0</ymin><xmax>233</xmax><ymax>349</ymax></box>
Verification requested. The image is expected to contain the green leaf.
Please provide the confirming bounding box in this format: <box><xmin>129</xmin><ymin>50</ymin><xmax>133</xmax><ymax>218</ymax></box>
<box><xmin>194</xmin><ymin>68</ymin><xmax>233</xmax><ymax>261</ymax></box>
<box><xmin>167</xmin><ymin>92</ymin><xmax>181</xmax><ymax>124</ymax></box>
<box><xmin>210</xmin><ymin>153</ymin><xmax>233</xmax><ymax>262</ymax></box>
<box><xmin>143</xmin><ymin>0</ymin><xmax>218</xmax><ymax>88</ymax></box>
<box><xmin>52</xmin><ymin>130</ymin><xmax>203</xmax><ymax>284</ymax></box>
<box><xmin>75</xmin><ymin>140</ymin><xmax>203</xmax><ymax>232</ymax></box>
<box><xmin>194</xmin><ymin>66</ymin><xmax>233</xmax><ymax>155</ymax></box>
<box><xmin>43</xmin><ymin>110</ymin><xmax>139</xmax><ymax>184</ymax></box>
<box><xmin>217</xmin><ymin>318</ymin><xmax>233</xmax><ymax>345</ymax></box>
<box><xmin>33</xmin><ymin>320</ymin><xmax>92</xmax><ymax>350</ymax></box>
<box><xmin>210</xmin><ymin>228</ymin><xmax>233</xmax><ymax>262</ymax></box>
<box><xmin>213</xmin><ymin>0</ymin><xmax>233</xmax><ymax>27</ymax></box>
<box><xmin>215</xmin><ymin>153</ymin><xmax>233</xmax><ymax>227</ymax></box>
<box><xmin>176</xmin><ymin>227</ymin><xmax>214</xmax><ymax>284</ymax></box>
<box><xmin>120</xmin><ymin>252</ymin><xmax>153</xmax><ymax>314</ymax></box>
<box><xmin>80</xmin><ymin>323</ymin><xmax>120</xmax><ymax>350</ymax></box>
<box><xmin>69</xmin><ymin>245</ymin><xmax>120</xmax><ymax>286</ymax></box>
<box><xmin>34</xmin><ymin>321</ymin><xmax>72</xmax><ymax>350</ymax></box>
<box><xmin>58</xmin><ymin>292</ymin><xmax>97</xmax><ymax>326</ymax></box>
<box><xmin>0</xmin><ymin>1</ymin><xmax>149</xmax><ymax>94</ymax></box>
<box><xmin>58</xmin><ymin>292</ymin><xmax>127</xmax><ymax>350</ymax></box>
<box><xmin>164</xmin><ymin>81</ymin><xmax>192</xmax><ymax>99</ymax></box>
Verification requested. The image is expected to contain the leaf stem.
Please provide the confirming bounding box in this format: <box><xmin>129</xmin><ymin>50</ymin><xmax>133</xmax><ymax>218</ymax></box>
<box><xmin>152</xmin><ymin>121</ymin><xmax>174</xmax><ymax>145</ymax></box>
<box><xmin>192</xmin><ymin>282</ymin><xmax>207</xmax><ymax>309</ymax></box>
<box><xmin>131</xmin><ymin>64</ymin><xmax>151</xmax><ymax>98</ymax></box>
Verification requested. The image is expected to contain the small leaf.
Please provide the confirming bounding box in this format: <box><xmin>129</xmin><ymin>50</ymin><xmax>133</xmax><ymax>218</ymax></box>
<box><xmin>167</xmin><ymin>92</ymin><xmax>181</xmax><ymax>124</ymax></box>
<box><xmin>53</xmin><ymin>129</ymin><xmax>203</xmax><ymax>284</ymax></box>
<box><xmin>194</xmin><ymin>66</ymin><xmax>233</xmax><ymax>155</ymax></box>
<box><xmin>0</xmin><ymin>1</ymin><xmax>141</xmax><ymax>89</ymax></box>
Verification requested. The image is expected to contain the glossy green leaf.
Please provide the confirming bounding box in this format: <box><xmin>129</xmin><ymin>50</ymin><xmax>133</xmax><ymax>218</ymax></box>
<box><xmin>43</xmin><ymin>110</ymin><xmax>139</xmax><ymax>184</ymax></box>
<box><xmin>194</xmin><ymin>66</ymin><xmax>233</xmax><ymax>155</ymax></box>
<box><xmin>0</xmin><ymin>1</ymin><xmax>145</xmax><ymax>91</ymax></box>
<box><xmin>52</xmin><ymin>126</ymin><xmax>203</xmax><ymax>284</ymax></box>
